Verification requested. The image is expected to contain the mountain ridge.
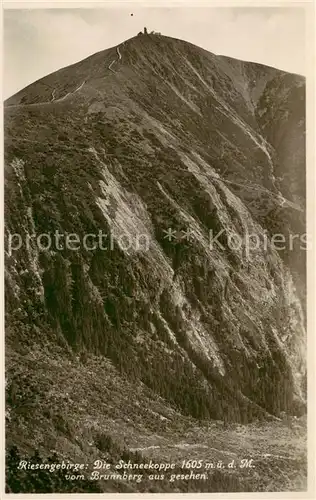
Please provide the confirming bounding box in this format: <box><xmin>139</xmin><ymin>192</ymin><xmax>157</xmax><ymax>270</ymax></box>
<box><xmin>5</xmin><ymin>33</ymin><xmax>307</xmax><ymax>493</ymax></box>
<box><xmin>5</xmin><ymin>33</ymin><xmax>304</xmax><ymax>108</ymax></box>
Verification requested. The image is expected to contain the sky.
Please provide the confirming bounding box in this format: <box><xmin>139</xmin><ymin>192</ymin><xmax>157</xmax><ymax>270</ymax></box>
<box><xmin>3</xmin><ymin>6</ymin><xmax>306</xmax><ymax>99</ymax></box>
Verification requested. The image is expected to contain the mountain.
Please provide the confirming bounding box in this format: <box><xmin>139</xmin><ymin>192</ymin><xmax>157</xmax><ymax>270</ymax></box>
<box><xmin>4</xmin><ymin>32</ymin><xmax>307</xmax><ymax>493</ymax></box>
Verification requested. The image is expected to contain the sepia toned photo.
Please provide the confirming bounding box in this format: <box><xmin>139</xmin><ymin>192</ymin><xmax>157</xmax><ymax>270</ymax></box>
<box><xmin>2</xmin><ymin>2</ymin><xmax>313</xmax><ymax>496</ymax></box>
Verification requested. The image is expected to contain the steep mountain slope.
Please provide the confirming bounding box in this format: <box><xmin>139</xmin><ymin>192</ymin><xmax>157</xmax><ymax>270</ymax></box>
<box><xmin>4</xmin><ymin>33</ymin><xmax>306</xmax><ymax>492</ymax></box>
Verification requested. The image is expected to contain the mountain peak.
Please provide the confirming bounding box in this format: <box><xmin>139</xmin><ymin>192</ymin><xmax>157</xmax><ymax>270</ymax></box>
<box><xmin>5</xmin><ymin>29</ymin><xmax>306</xmax><ymax>492</ymax></box>
<box><xmin>5</xmin><ymin>32</ymin><xmax>277</xmax><ymax>110</ymax></box>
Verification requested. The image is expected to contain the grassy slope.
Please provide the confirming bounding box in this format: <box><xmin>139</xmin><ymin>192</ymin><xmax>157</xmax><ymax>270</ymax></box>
<box><xmin>5</xmin><ymin>34</ymin><xmax>307</xmax><ymax>493</ymax></box>
<box><xmin>6</xmin><ymin>342</ymin><xmax>306</xmax><ymax>493</ymax></box>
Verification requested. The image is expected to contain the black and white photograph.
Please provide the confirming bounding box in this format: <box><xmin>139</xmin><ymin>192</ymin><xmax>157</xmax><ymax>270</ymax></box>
<box><xmin>2</xmin><ymin>1</ymin><xmax>314</xmax><ymax>495</ymax></box>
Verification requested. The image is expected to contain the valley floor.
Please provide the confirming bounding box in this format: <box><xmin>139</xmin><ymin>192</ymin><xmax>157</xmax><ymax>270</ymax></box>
<box><xmin>6</xmin><ymin>343</ymin><xmax>307</xmax><ymax>493</ymax></box>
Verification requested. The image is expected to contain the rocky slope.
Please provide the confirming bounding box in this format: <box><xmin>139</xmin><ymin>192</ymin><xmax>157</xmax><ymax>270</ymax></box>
<box><xmin>4</xmin><ymin>33</ymin><xmax>306</xmax><ymax>492</ymax></box>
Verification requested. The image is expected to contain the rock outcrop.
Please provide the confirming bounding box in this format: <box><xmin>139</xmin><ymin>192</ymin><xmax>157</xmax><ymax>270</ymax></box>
<box><xmin>4</xmin><ymin>33</ymin><xmax>306</xmax><ymax>492</ymax></box>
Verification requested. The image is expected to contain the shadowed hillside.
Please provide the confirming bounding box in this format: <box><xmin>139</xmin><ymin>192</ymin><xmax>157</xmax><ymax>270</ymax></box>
<box><xmin>4</xmin><ymin>32</ymin><xmax>306</xmax><ymax>493</ymax></box>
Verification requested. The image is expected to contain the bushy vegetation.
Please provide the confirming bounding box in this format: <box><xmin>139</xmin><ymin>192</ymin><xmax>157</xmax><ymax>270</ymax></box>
<box><xmin>6</xmin><ymin>446</ymin><xmax>102</xmax><ymax>493</ymax></box>
<box><xmin>4</xmin><ymin>32</ymin><xmax>306</xmax><ymax>493</ymax></box>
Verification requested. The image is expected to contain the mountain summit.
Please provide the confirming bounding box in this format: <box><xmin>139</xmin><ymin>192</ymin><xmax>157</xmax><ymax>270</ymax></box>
<box><xmin>5</xmin><ymin>33</ymin><xmax>306</xmax><ymax>492</ymax></box>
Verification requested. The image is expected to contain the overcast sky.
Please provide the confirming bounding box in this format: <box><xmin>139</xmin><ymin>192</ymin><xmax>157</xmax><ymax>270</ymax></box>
<box><xmin>3</xmin><ymin>6</ymin><xmax>306</xmax><ymax>99</ymax></box>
